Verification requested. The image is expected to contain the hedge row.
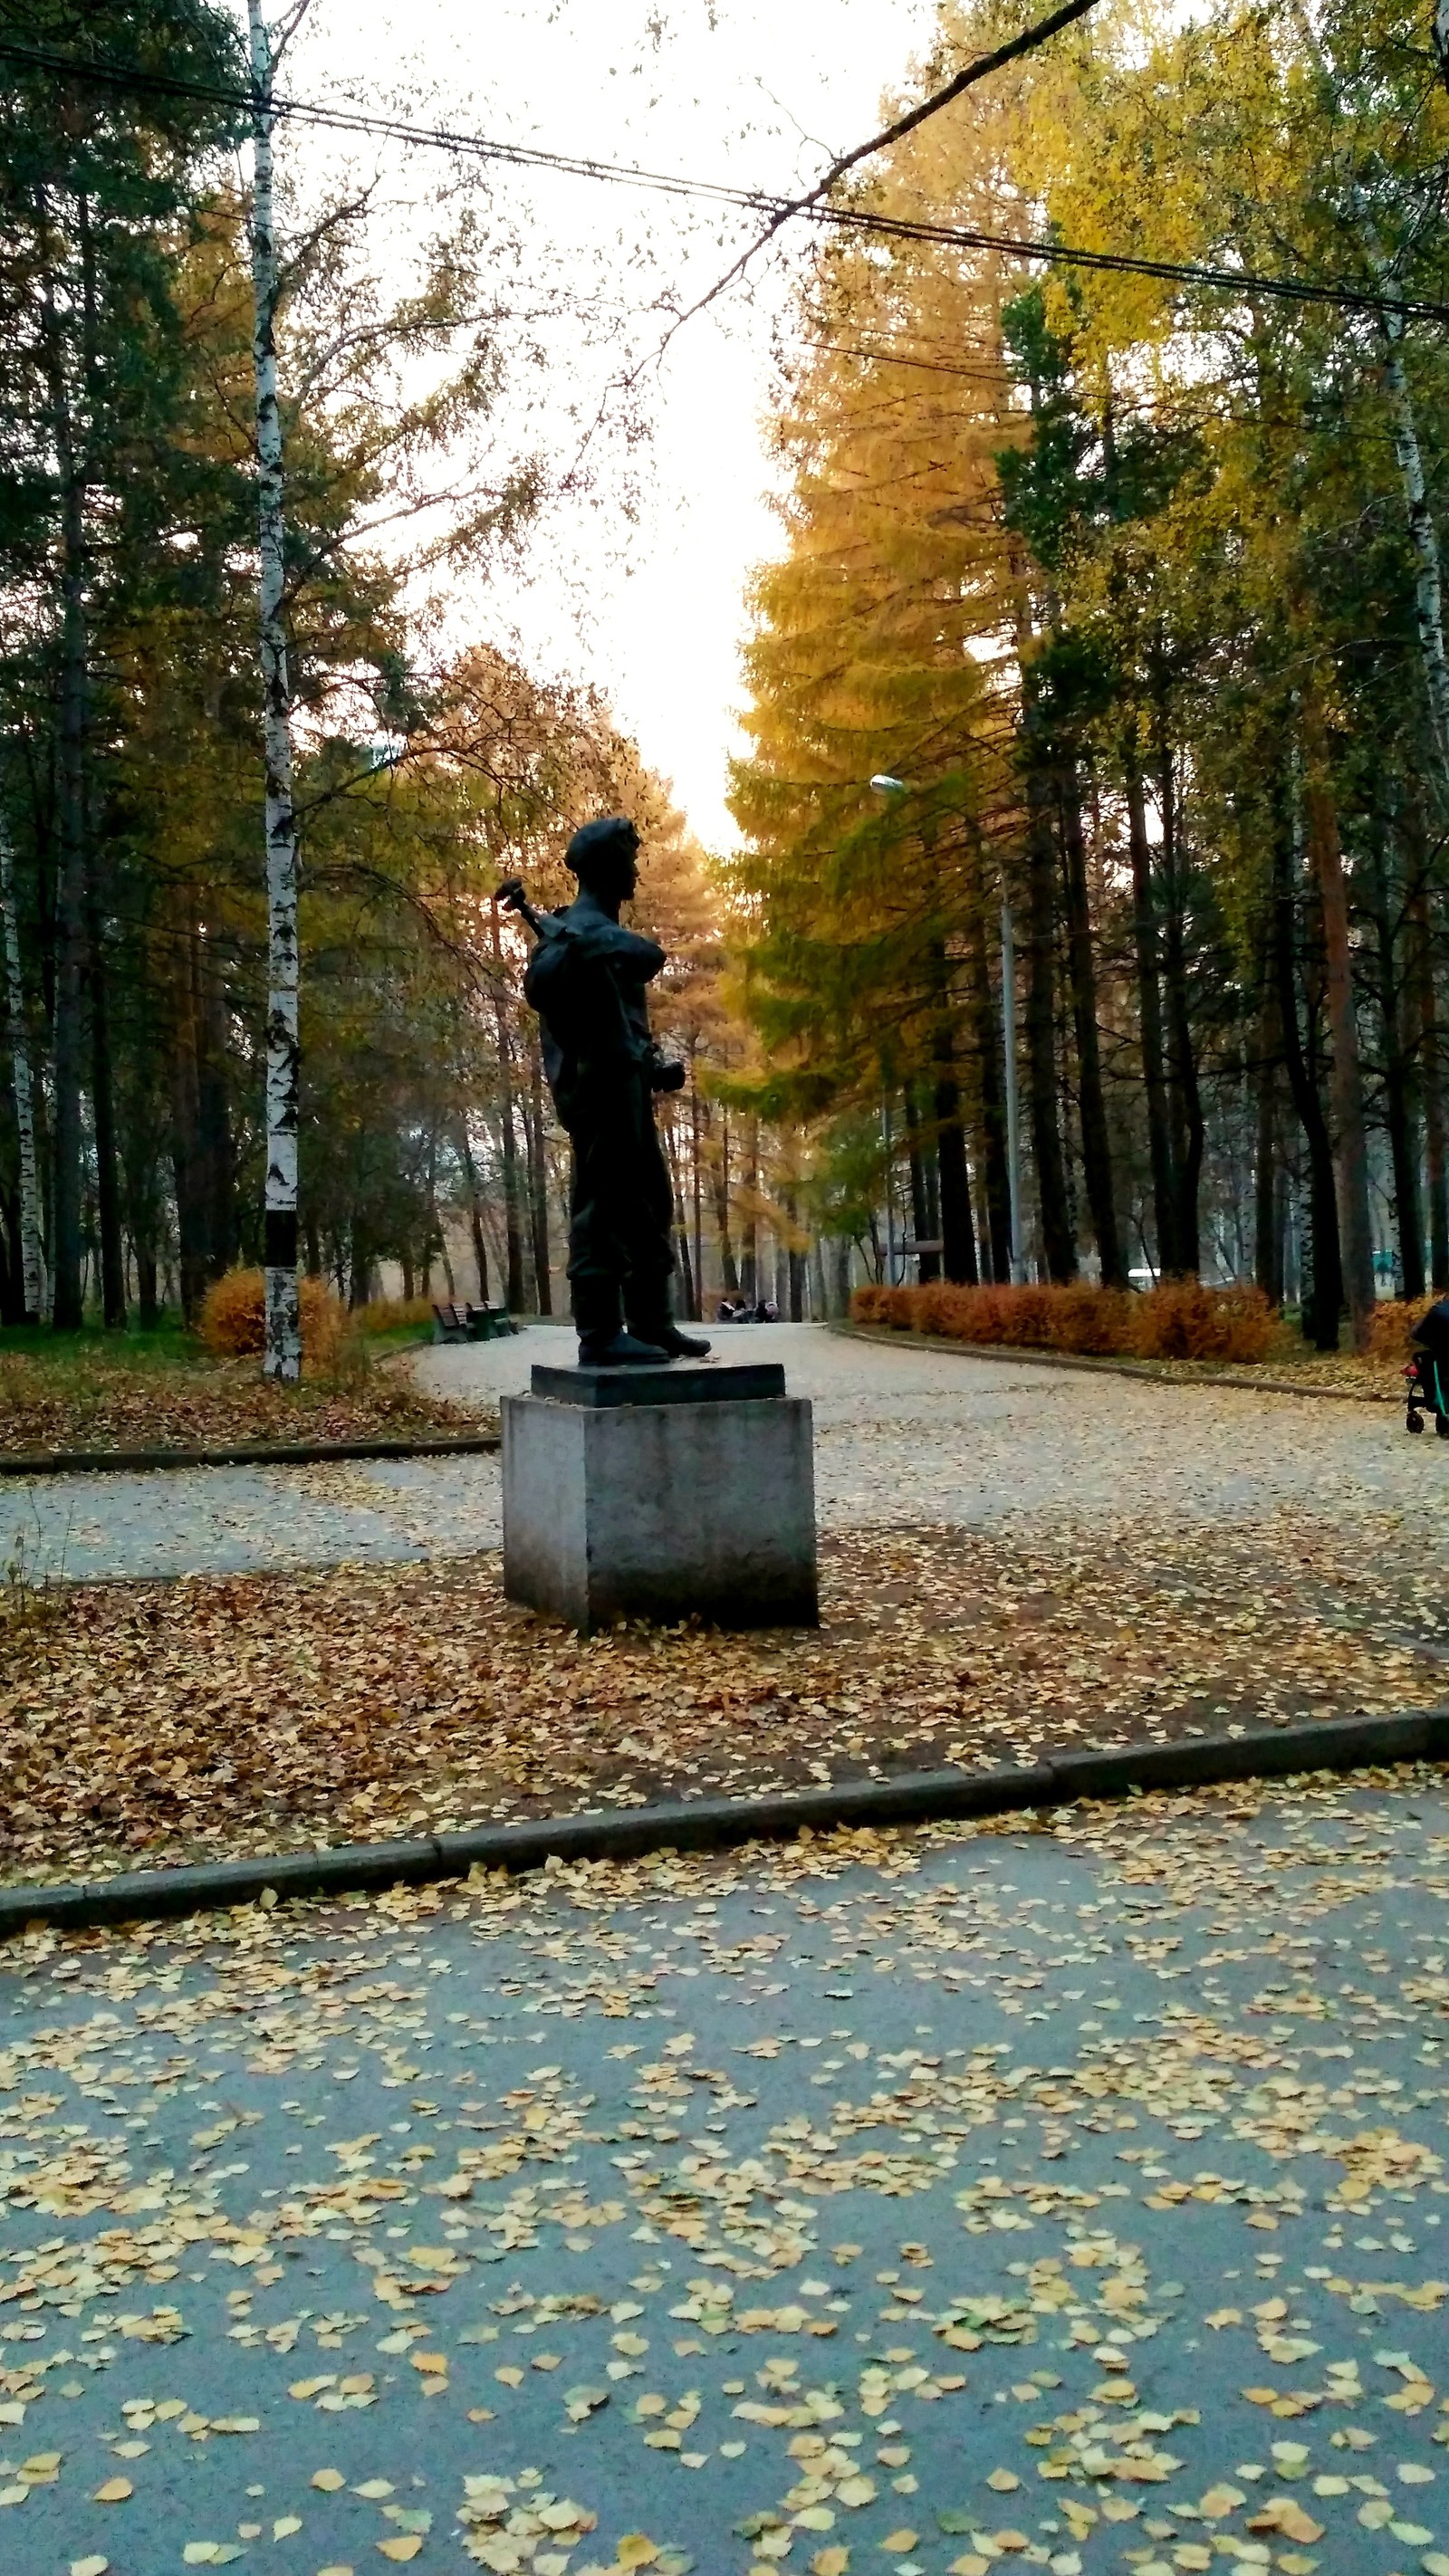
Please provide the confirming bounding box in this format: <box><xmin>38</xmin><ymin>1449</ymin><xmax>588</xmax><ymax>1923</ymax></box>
<box><xmin>851</xmin><ymin>1278</ymin><xmax>1278</xmax><ymax>1364</ymax></box>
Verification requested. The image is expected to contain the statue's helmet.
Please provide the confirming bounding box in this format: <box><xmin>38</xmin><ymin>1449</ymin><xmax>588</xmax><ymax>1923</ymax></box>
<box><xmin>565</xmin><ymin>815</ymin><xmax>638</xmax><ymax>883</ymax></box>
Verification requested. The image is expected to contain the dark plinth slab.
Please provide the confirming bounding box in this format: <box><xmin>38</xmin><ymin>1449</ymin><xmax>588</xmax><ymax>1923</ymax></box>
<box><xmin>531</xmin><ymin>1360</ymin><xmax>786</xmax><ymax>1408</ymax></box>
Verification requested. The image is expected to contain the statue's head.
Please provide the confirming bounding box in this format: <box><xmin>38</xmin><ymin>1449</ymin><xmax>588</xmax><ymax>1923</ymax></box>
<box><xmin>566</xmin><ymin>815</ymin><xmax>639</xmax><ymax>905</ymax></box>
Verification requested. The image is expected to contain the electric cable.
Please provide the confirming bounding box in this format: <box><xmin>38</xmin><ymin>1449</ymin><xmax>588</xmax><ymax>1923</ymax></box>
<box><xmin>0</xmin><ymin>31</ymin><xmax>1444</xmax><ymax>326</ymax></box>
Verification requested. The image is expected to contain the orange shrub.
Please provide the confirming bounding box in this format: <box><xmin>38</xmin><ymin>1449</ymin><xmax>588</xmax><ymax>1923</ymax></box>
<box><xmin>852</xmin><ymin>1284</ymin><xmax>918</xmax><ymax>1330</ymax></box>
<box><xmin>851</xmin><ymin>1277</ymin><xmax>1274</xmax><ymax>1364</ymax></box>
<box><xmin>1127</xmin><ymin>1279</ymin><xmax>1275</xmax><ymax>1364</ymax></box>
<box><xmin>352</xmin><ymin>1295</ymin><xmax>436</xmax><ymax>1336</ymax></box>
<box><xmin>1368</xmin><ymin>1293</ymin><xmax>1438</xmax><ymax>1365</ymax></box>
<box><xmin>198</xmin><ymin>1269</ymin><xmax>349</xmax><ymax>1367</ymax></box>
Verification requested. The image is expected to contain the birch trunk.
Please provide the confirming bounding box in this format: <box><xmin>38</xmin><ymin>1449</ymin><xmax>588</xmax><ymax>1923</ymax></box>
<box><xmin>1408</xmin><ymin>865</ymin><xmax>1449</xmax><ymax>1289</ymax></box>
<box><xmin>1125</xmin><ymin>756</ymin><xmax>1177</xmax><ymax>1273</ymax></box>
<box><xmin>1376</xmin><ymin>302</ymin><xmax>1449</xmax><ymax>804</ymax></box>
<box><xmin>526</xmin><ymin>1032</ymin><xmax>552</xmax><ymax>1312</ymax></box>
<box><xmin>1301</xmin><ymin>691</ymin><xmax>1377</xmax><ymax>1348</ymax></box>
<box><xmin>1022</xmin><ymin>712</ymin><xmax>1076</xmax><ymax>1280</ymax></box>
<box><xmin>0</xmin><ymin>811</ymin><xmax>44</xmax><ymax>1322</ymax></box>
<box><xmin>459</xmin><ymin>1120</ymin><xmax>490</xmax><ymax>1304</ymax></box>
<box><xmin>248</xmin><ymin>0</ymin><xmax>301</xmax><ymax>1382</ymax></box>
<box><xmin>1291</xmin><ymin>6</ymin><xmax>1449</xmax><ymax>801</ymax></box>
<box><xmin>1275</xmin><ymin>793</ymin><xmax>1343</xmax><ymax>1347</ymax></box>
<box><xmin>1060</xmin><ymin>760</ymin><xmax>1123</xmax><ymax>1285</ymax></box>
<box><xmin>36</xmin><ymin>207</ymin><xmax>88</xmax><ymax>1333</ymax></box>
<box><xmin>964</xmin><ymin>832</ymin><xmax>1011</xmax><ymax>1281</ymax></box>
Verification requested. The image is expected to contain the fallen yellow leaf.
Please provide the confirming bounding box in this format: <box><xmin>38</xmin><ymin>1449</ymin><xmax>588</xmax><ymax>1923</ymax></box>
<box><xmin>378</xmin><ymin>2545</ymin><xmax>423</xmax><ymax>2566</ymax></box>
<box><xmin>811</xmin><ymin>2552</ymin><xmax>850</xmax><ymax>2576</ymax></box>
<box><xmin>311</xmin><ymin>2469</ymin><xmax>346</xmax><ymax>2493</ymax></box>
<box><xmin>986</xmin><ymin>2468</ymin><xmax>1020</xmax><ymax>2492</ymax></box>
<box><xmin>93</xmin><ymin>2481</ymin><xmax>133</xmax><ymax>2504</ymax></box>
<box><xmin>616</xmin><ymin>2542</ymin><xmax>659</xmax><ymax>2571</ymax></box>
<box><xmin>1248</xmin><ymin>2500</ymin><xmax>1325</xmax><ymax>2544</ymax></box>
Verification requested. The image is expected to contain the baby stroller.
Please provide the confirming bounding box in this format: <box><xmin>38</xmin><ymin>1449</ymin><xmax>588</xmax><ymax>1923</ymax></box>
<box><xmin>1406</xmin><ymin>1295</ymin><xmax>1449</xmax><ymax>1435</ymax></box>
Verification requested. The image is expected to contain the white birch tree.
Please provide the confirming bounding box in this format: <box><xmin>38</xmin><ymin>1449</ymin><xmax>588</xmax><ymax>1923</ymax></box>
<box><xmin>0</xmin><ymin>808</ymin><xmax>44</xmax><ymax>1324</ymax></box>
<box><xmin>248</xmin><ymin>0</ymin><xmax>303</xmax><ymax>1381</ymax></box>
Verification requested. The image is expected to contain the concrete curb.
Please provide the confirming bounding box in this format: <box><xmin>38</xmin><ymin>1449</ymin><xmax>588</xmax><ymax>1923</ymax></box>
<box><xmin>2</xmin><ymin>1704</ymin><xmax>1444</xmax><ymax>1939</ymax></box>
<box><xmin>836</xmin><ymin>1321</ymin><xmax>1404</xmax><ymax>1405</ymax></box>
<box><xmin>0</xmin><ymin>1432</ymin><xmax>501</xmax><ymax>1479</ymax></box>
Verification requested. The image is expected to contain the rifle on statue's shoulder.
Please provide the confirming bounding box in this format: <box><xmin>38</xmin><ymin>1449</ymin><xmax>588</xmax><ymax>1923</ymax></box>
<box><xmin>497</xmin><ymin>876</ymin><xmax>588</xmax><ymax>1040</ymax></box>
<box><xmin>495</xmin><ymin>876</ymin><xmax>566</xmax><ymax>943</ymax></box>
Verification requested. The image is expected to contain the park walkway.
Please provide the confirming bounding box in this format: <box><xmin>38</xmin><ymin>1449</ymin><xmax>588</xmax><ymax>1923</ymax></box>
<box><xmin>4</xmin><ymin>1774</ymin><xmax>1446</xmax><ymax>2573</ymax></box>
<box><xmin>0</xmin><ymin>1323</ymin><xmax>1436</xmax><ymax>1585</ymax></box>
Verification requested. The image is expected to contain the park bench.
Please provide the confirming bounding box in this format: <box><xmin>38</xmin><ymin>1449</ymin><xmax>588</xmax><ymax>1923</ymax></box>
<box><xmin>431</xmin><ymin>1300</ymin><xmax>518</xmax><ymax>1345</ymax></box>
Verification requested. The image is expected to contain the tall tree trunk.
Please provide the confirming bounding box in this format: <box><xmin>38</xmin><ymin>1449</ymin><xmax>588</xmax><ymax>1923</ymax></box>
<box><xmin>87</xmin><ymin>903</ymin><xmax>126</xmax><ymax>1327</ymax></box>
<box><xmin>0</xmin><ymin>808</ymin><xmax>44</xmax><ymax>1321</ymax></box>
<box><xmin>783</xmin><ymin>1181</ymin><xmax>806</xmax><ymax>1321</ymax></box>
<box><xmin>1023</xmin><ymin>713</ymin><xmax>1076</xmax><ymax>1279</ymax></box>
<box><xmin>742</xmin><ymin>1116</ymin><xmax>759</xmax><ymax>1300</ymax></box>
<box><xmin>249</xmin><ymin>1</ymin><xmax>302</xmax><ymax>1381</ymax></box>
<box><xmin>45</xmin><ymin>307</ymin><xmax>87</xmax><ymax>1332</ymax></box>
<box><xmin>198</xmin><ymin>927</ymin><xmax>235</xmax><ymax>1283</ymax></box>
<box><xmin>1409</xmin><ymin>865</ymin><xmax>1449</xmax><ymax>1289</ymax></box>
<box><xmin>527</xmin><ymin>1033</ymin><xmax>552</xmax><ymax>1313</ymax></box>
<box><xmin>1060</xmin><ymin>759</ymin><xmax>1123</xmax><ymax>1283</ymax></box>
<box><xmin>1377</xmin><ymin>309</ymin><xmax>1449</xmax><ymax>803</ymax></box>
<box><xmin>169</xmin><ymin>925</ymin><xmax>208</xmax><ymax>1325</ymax></box>
<box><xmin>1156</xmin><ymin>716</ymin><xmax>1204</xmax><ymax>1275</ymax></box>
<box><xmin>460</xmin><ymin>1122</ymin><xmax>490</xmax><ymax>1303</ymax></box>
<box><xmin>499</xmin><ymin>1080</ymin><xmax>525</xmax><ymax>1314</ymax></box>
<box><xmin>664</xmin><ymin>1115</ymin><xmax>696</xmax><ymax>1317</ymax></box>
<box><xmin>709</xmin><ymin>1104</ymin><xmax>740</xmax><ymax>1293</ymax></box>
<box><xmin>1275</xmin><ymin>800</ymin><xmax>1343</xmax><ymax>1348</ymax></box>
<box><xmin>1301</xmin><ymin>690</ymin><xmax>1376</xmax><ymax>1347</ymax></box>
<box><xmin>1125</xmin><ymin>754</ymin><xmax>1177</xmax><ymax>1274</ymax></box>
<box><xmin>906</xmin><ymin>1084</ymin><xmax>937</xmax><ymax>1280</ymax></box>
<box><xmin>689</xmin><ymin>1050</ymin><xmax>704</xmax><ymax>1314</ymax></box>
<box><xmin>967</xmin><ymin>864</ymin><xmax>1012</xmax><ymax>1280</ymax></box>
<box><xmin>935</xmin><ymin>1063</ymin><xmax>978</xmax><ymax>1283</ymax></box>
<box><xmin>1252</xmin><ymin>929</ymin><xmax>1285</xmax><ymax>1307</ymax></box>
<box><xmin>1369</xmin><ymin>838</ymin><xmax>1425</xmax><ymax>1299</ymax></box>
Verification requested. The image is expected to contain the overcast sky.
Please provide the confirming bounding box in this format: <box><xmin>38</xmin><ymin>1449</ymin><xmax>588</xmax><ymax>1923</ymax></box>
<box><xmin>280</xmin><ymin>0</ymin><xmax>939</xmax><ymax>847</ymax></box>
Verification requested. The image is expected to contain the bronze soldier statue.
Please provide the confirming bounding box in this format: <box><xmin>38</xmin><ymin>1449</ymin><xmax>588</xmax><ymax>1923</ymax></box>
<box><xmin>498</xmin><ymin>816</ymin><xmax>711</xmax><ymax>1367</ymax></box>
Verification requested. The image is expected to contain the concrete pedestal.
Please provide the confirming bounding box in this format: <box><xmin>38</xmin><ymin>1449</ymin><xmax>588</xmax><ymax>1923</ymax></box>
<box><xmin>502</xmin><ymin>1362</ymin><xmax>817</xmax><ymax>1633</ymax></box>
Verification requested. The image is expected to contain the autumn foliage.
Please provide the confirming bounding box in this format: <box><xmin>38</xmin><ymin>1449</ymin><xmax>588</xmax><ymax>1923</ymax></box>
<box><xmin>853</xmin><ymin>1279</ymin><xmax>1276</xmax><ymax>1365</ymax></box>
<box><xmin>198</xmin><ymin>1269</ymin><xmax>349</xmax><ymax>1368</ymax></box>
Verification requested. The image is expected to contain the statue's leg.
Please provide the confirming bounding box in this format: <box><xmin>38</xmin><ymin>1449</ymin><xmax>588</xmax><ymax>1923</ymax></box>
<box><xmin>621</xmin><ymin>1095</ymin><xmax>711</xmax><ymax>1360</ymax></box>
<box><xmin>568</xmin><ymin>1100</ymin><xmax>668</xmax><ymax>1365</ymax></box>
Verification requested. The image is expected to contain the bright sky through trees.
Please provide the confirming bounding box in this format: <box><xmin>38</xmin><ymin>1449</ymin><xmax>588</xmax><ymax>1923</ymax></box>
<box><xmin>280</xmin><ymin>0</ymin><xmax>938</xmax><ymax>848</ymax></box>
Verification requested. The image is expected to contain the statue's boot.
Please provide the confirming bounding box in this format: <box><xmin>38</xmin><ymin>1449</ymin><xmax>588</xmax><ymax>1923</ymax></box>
<box><xmin>574</xmin><ymin>1278</ymin><xmax>668</xmax><ymax>1368</ymax></box>
<box><xmin>626</xmin><ymin>1290</ymin><xmax>711</xmax><ymax>1361</ymax></box>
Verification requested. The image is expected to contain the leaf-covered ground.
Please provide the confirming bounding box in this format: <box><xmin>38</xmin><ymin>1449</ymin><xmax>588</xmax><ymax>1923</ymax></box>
<box><xmin>0</xmin><ymin>1344</ymin><xmax>483</xmax><ymax>1458</ymax></box>
<box><xmin>4</xmin><ymin>1509</ymin><xmax>1446</xmax><ymax>1886</ymax></box>
<box><xmin>847</xmin><ymin>1327</ymin><xmax>1413</xmax><ymax>1405</ymax></box>
<box><xmin>2</xmin><ymin>1773</ymin><xmax>1448</xmax><ymax>2576</ymax></box>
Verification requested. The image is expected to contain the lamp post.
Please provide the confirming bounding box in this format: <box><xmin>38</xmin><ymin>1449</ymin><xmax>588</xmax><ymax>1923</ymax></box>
<box><xmin>869</xmin><ymin>774</ymin><xmax>1024</xmax><ymax>1286</ymax></box>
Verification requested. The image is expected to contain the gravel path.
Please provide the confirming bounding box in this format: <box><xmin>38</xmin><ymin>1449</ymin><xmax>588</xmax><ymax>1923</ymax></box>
<box><xmin>4</xmin><ymin>1774</ymin><xmax>1447</xmax><ymax>2576</ymax></box>
<box><xmin>0</xmin><ymin>1324</ymin><xmax>1435</xmax><ymax>1585</ymax></box>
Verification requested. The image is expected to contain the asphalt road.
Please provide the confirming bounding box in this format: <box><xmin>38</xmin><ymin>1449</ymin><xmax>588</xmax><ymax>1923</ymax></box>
<box><xmin>3</xmin><ymin>1774</ymin><xmax>1447</xmax><ymax>2576</ymax></box>
<box><xmin>0</xmin><ymin>1324</ymin><xmax>1438</xmax><ymax>1586</ymax></box>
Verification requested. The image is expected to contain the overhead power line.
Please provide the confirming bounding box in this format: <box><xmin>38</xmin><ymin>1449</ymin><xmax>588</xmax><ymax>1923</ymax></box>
<box><xmin>0</xmin><ymin>32</ymin><xmax>1445</xmax><ymax>327</ymax></box>
<box><xmin>648</xmin><ymin>0</ymin><xmax>1109</xmax><ymax>344</ymax></box>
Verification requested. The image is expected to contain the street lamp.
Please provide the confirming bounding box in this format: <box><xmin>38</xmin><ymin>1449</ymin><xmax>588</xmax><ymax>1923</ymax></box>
<box><xmin>868</xmin><ymin>772</ymin><xmax>1024</xmax><ymax>1286</ymax></box>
